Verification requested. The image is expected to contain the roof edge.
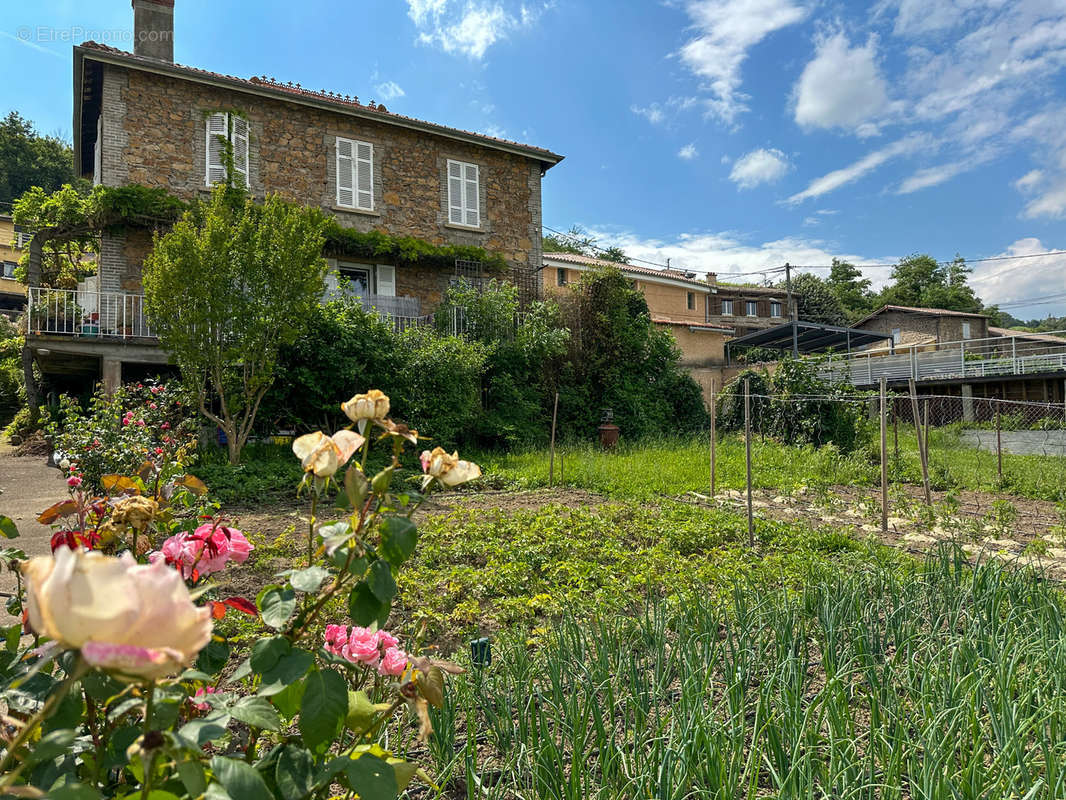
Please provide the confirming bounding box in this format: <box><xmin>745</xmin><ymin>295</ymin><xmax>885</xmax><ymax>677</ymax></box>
<box><xmin>74</xmin><ymin>43</ymin><xmax>564</xmax><ymax>169</ymax></box>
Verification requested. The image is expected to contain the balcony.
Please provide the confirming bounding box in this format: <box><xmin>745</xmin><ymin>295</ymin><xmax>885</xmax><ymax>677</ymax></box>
<box><xmin>26</xmin><ymin>287</ymin><xmax>155</xmax><ymax>340</ymax></box>
<box><xmin>818</xmin><ymin>330</ymin><xmax>1066</xmax><ymax>387</ymax></box>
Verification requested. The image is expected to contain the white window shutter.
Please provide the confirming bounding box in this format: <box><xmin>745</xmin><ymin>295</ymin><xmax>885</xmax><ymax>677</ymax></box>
<box><xmin>336</xmin><ymin>137</ymin><xmax>355</xmax><ymax>207</ymax></box>
<box><xmin>376</xmin><ymin>264</ymin><xmax>396</xmax><ymax>297</ymax></box>
<box><xmin>231</xmin><ymin>115</ymin><xmax>250</xmax><ymax>186</ymax></box>
<box><xmin>355</xmin><ymin>141</ymin><xmax>374</xmax><ymax>210</ymax></box>
<box><xmin>463</xmin><ymin>163</ymin><xmax>480</xmax><ymax>227</ymax></box>
<box><xmin>447</xmin><ymin>160</ymin><xmax>464</xmax><ymax>224</ymax></box>
<box><xmin>93</xmin><ymin>116</ymin><xmax>103</xmax><ymax>185</ymax></box>
<box><xmin>206</xmin><ymin>112</ymin><xmax>228</xmax><ymax>185</ymax></box>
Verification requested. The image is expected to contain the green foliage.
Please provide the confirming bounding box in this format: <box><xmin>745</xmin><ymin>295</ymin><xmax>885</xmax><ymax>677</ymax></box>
<box><xmin>143</xmin><ymin>186</ymin><xmax>329</xmax><ymax>464</ymax></box>
<box><xmin>0</xmin><ymin>320</ymin><xmax>23</xmax><ymax>427</ymax></box>
<box><xmin>435</xmin><ymin>546</ymin><xmax>1066</xmax><ymax>798</ymax></box>
<box><xmin>45</xmin><ymin>379</ymin><xmax>199</xmax><ymax>491</ymax></box>
<box><xmin>826</xmin><ymin>257</ymin><xmax>874</xmax><ymax>321</ymax></box>
<box><xmin>717</xmin><ymin>358</ymin><xmax>870</xmax><ymax>450</ymax></box>
<box><xmin>395</xmin><ymin>327</ymin><xmax>487</xmax><ymax>444</ymax></box>
<box><xmin>0</xmin><ymin>111</ymin><xmax>78</xmax><ymax>205</ymax></box>
<box><xmin>542</xmin><ymin>224</ymin><xmax>629</xmax><ymax>263</ymax></box>
<box><xmin>879</xmin><ymin>253</ymin><xmax>982</xmax><ymax>313</ymax></box>
<box><xmin>777</xmin><ymin>272</ymin><xmax>848</xmax><ymax>325</ymax></box>
<box><xmin>324</xmin><ymin>223</ymin><xmax>508</xmax><ymax>272</ymax></box>
<box><xmin>562</xmin><ymin>266</ymin><xmax>709</xmax><ymax>439</ymax></box>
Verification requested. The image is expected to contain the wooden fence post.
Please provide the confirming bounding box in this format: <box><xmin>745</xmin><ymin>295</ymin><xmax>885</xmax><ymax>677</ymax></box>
<box><xmin>908</xmin><ymin>378</ymin><xmax>932</xmax><ymax>506</ymax></box>
<box><xmin>880</xmin><ymin>377</ymin><xmax>889</xmax><ymax>534</ymax></box>
<box><xmin>996</xmin><ymin>400</ymin><xmax>1003</xmax><ymax>483</ymax></box>
<box><xmin>549</xmin><ymin>392</ymin><xmax>559</xmax><ymax>487</ymax></box>
<box><xmin>709</xmin><ymin>381</ymin><xmax>717</xmax><ymax>498</ymax></box>
<box><xmin>744</xmin><ymin>378</ymin><xmax>754</xmax><ymax>548</ymax></box>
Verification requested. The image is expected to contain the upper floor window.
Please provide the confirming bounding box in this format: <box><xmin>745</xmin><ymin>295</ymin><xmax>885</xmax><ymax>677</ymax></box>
<box><xmin>13</xmin><ymin>231</ymin><xmax>32</xmax><ymax>249</ymax></box>
<box><xmin>961</xmin><ymin>321</ymin><xmax>972</xmax><ymax>339</ymax></box>
<box><xmin>336</xmin><ymin>137</ymin><xmax>374</xmax><ymax>211</ymax></box>
<box><xmin>205</xmin><ymin>112</ymin><xmax>249</xmax><ymax>187</ymax></box>
<box><xmin>721</xmin><ymin>299</ymin><xmax>734</xmax><ymax>316</ymax></box>
<box><xmin>687</xmin><ymin>292</ymin><xmax>696</xmax><ymax>310</ymax></box>
<box><xmin>556</xmin><ymin>268</ymin><xmax>567</xmax><ymax>287</ymax></box>
<box><xmin>770</xmin><ymin>301</ymin><xmax>782</xmax><ymax>318</ymax></box>
<box><xmin>447</xmin><ymin>159</ymin><xmax>480</xmax><ymax>227</ymax></box>
<box><xmin>746</xmin><ymin>300</ymin><xmax>758</xmax><ymax>317</ymax></box>
<box><xmin>2</xmin><ymin>261</ymin><xmax>15</xmax><ymax>279</ymax></box>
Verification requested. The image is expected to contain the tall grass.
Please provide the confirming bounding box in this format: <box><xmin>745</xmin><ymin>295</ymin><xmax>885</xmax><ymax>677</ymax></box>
<box><xmin>474</xmin><ymin>435</ymin><xmax>877</xmax><ymax>499</ymax></box>
<box><xmin>430</xmin><ymin>547</ymin><xmax>1066</xmax><ymax>798</ymax></box>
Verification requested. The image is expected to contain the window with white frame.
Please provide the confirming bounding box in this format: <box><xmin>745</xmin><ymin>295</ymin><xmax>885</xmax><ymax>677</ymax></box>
<box><xmin>447</xmin><ymin>159</ymin><xmax>480</xmax><ymax>227</ymax></box>
<box><xmin>721</xmin><ymin>298</ymin><xmax>734</xmax><ymax>316</ymax></box>
<box><xmin>93</xmin><ymin>115</ymin><xmax>102</xmax><ymax>186</ymax></box>
<box><xmin>336</xmin><ymin>137</ymin><xmax>374</xmax><ymax>211</ymax></box>
<box><xmin>892</xmin><ymin>328</ymin><xmax>901</xmax><ymax>345</ymax></box>
<box><xmin>770</xmin><ymin>301</ymin><xmax>782</xmax><ymax>318</ymax></box>
<box><xmin>2</xmin><ymin>261</ymin><xmax>15</xmax><ymax>279</ymax></box>
<box><xmin>961</xmin><ymin>321</ymin><xmax>972</xmax><ymax>339</ymax></box>
<box><xmin>205</xmin><ymin>112</ymin><xmax>249</xmax><ymax>187</ymax></box>
<box><xmin>746</xmin><ymin>300</ymin><xmax>758</xmax><ymax>317</ymax></box>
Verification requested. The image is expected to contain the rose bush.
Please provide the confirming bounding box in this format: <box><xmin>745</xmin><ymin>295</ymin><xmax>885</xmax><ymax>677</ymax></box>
<box><xmin>0</xmin><ymin>388</ymin><xmax>478</xmax><ymax>799</ymax></box>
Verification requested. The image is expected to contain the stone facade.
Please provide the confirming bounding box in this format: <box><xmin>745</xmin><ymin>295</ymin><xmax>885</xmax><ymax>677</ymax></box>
<box><xmin>96</xmin><ymin>62</ymin><xmax>548</xmax><ymax>310</ymax></box>
<box><xmin>856</xmin><ymin>309</ymin><xmax>989</xmax><ymax>348</ymax></box>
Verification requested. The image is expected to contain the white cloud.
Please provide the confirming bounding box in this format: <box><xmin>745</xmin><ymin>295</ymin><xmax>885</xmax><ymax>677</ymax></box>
<box><xmin>406</xmin><ymin>0</ymin><xmax>545</xmax><ymax>59</ymax></box>
<box><xmin>1021</xmin><ymin>179</ymin><xmax>1066</xmax><ymax>219</ymax></box>
<box><xmin>374</xmin><ymin>80</ymin><xmax>405</xmax><ymax>101</ymax></box>
<box><xmin>631</xmin><ymin>104</ymin><xmax>666</xmax><ymax>125</ymax></box>
<box><xmin>788</xmin><ymin>134</ymin><xmax>930</xmax><ymax>203</ymax></box>
<box><xmin>896</xmin><ymin>162</ymin><xmax>969</xmax><ymax>194</ymax></box>
<box><xmin>1015</xmin><ymin>169</ymin><xmax>1044</xmax><ymax>192</ymax></box>
<box><xmin>678</xmin><ymin>143</ymin><xmax>699</xmax><ymax>160</ymax></box>
<box><xmin>970</xmin><ymin>238</ymin><xmax>1066</xmax><ymax>315</ymax></box>
<box><xmin>792</xmin><ymin>31</ymin><xmax>895</xmax><ymax>134</ymax></box>
<box><xmin>729</xmin><ymin>148</ymin><xmax>790</xmax><ymax>189</ymax></box>
<box><xmin>679</xmin><ymin>0</ymin><xmax>809</xmax><ymax>124</ymax></box>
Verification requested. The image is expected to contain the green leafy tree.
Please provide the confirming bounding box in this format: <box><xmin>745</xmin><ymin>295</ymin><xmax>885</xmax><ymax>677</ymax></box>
<box><xmin>778</xmin><ymin>273</ymin><xmax>848</xmax><ymax>326</ymax></box>
<box><xmin>543</xmin><ymin>225</ymin><xmax>629</xmax><ymax>263</ymax></box>
<box><xmin>0</xmin><ymin>111</ymin><xmax>78</xmax><ymax>205</ymax></box>
<box><xmin>878</xmin><ymin>253</ymin><xmax>981</xmax><ymax>313</ymax></box>
<box><xmin>11</xmin><ymin>184</ymin><xmax>97</xmax><ymax>288</ymax></box>
<box><xmin>143</xmin><ymin>186</ymin><xmax>329</xmax><ymax>464</ymax></box>
<box><xmin>826</xmin><ymin>258</ymin><xmax>873</xmax><ymax>321</ymax></box>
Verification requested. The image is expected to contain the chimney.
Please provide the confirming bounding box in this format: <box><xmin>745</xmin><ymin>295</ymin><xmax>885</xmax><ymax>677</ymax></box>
<box><xmin>705</xmin><ymin>272</ymin><xmax>718</xmax><ymax>285</ymax></box>
<box><xmin>132</xmin><ymin>0</ymin><xmax>174</xmax><ymax>62</ymax></box>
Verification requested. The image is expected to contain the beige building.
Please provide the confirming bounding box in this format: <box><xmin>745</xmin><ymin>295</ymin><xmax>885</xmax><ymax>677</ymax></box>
<box><xmin>542</xmin><ymin>252</ymin><xmax>796</xmax><ymax>400</ymax></box>
<box><xmin>0</xmin><ymin>216</ymin><xmax>28</xmax><ymax>319</ymax></box>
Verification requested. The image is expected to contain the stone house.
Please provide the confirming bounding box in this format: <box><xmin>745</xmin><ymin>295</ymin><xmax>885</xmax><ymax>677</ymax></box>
<box><xmin>853</xmin><ymin>305</ymin><xmax>990</xmax><ymax>352</ymax></box>
<box><xmin>542</xmin><ymin>252</ymin><xmax>795</xmax><ymax>401</ymax></box>
<box><xmin>27</xmin><ymin>0</ymin><xmax>562</xmax><ymax>390</ymax></box>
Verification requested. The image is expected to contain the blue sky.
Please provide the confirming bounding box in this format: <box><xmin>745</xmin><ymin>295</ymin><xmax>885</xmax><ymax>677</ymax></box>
<box><xmin>3</xmin><ymin>0</ymin><xmax>1066</xmax><ymax>319</ymax></box>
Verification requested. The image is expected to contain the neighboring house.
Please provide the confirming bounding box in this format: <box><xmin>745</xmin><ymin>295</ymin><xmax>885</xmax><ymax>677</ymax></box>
<box><xmin>853</xmin><ymin>305</ymin><xmax>989</xmax><ymax>352</ymax></box>
<box><xmin>543</xmin><ymin>252</ymin><xmax>796</xmax><ymax>401</ymax></box>
<box><xmin>0</xmin><ymin>216</ymin><xmax>28</xmax><ymax>320</ymax></box>
<box><xmin>26</xmin><ymin>0</ymin><xmax>562</xmax><ymax>390</ymax></box>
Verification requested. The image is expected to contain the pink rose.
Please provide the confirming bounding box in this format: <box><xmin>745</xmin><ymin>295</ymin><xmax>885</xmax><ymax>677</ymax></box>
<box><xmin>191</xmin><ymin>686</ymin><xmax>217</xmax><ymax>712</ymax></box>
<box><xmin>135</xmin><ymin>420</ymin><xmax>145</xmax><ymax>428</ymax></box>
<box><xmin>161</xmin><ymin>422</ymin><xmax>170</xmax><ymax>430</ymax></box>
<box><xmin>378</xmin><ymin>646</ymin><xmax>408</xmax><ymax>677</ymax></box>
<box><xmin>67</xmin><ymin>476</ymin><xmax>83</xmax><ymax>488</ymax></box>
<box><xmin>344</xmin><ymin>627</ymin><xmax>381</xmax><ymax>666</ymax></box>
<box><xmin>376</xmin><ymin>630</ymin><xmax>399</xmax><ymax>650</ymax></box>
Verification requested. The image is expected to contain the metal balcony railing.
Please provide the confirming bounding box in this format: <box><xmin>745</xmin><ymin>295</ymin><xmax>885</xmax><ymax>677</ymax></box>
<box><xmin>818</xmin><ymin>330</ymin><xmax>1066</xmax><ymax>386</ymax></box>
<box><xmin>26</xmin><ymin>287</ymin><xmax>155</xmax><ymax>339</ymax></box>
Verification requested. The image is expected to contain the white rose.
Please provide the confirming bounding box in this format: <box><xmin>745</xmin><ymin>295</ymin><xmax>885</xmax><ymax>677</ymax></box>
<box><xmin>341</xmin><ymin>390</ymin><xmax>391</xmax><ymax>432</ymax></box>
<box><xmin>419</xmin><ymin>447</ymin><xmax>482</xmax><ymax>488</ymax></box>
<box><xmin>21</xmin><ymin>548</ymin><xmax>212</xmax><ymax>681</ymax></box>
<box><xmin>292</xmin><ymin>430</ymin><xmax>364</xmax><ymax>477</ymax></box>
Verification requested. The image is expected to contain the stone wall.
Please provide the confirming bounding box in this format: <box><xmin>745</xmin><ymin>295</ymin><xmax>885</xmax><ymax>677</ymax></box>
<box><xmin>858</xmin><ymin>311</ymin><xmax>989</xmax><ymax>346</ymax></box>
<box><xmin>99</xmin><ymin>62</ymin><xmax>546</xmax><ymax>306</ymax></box>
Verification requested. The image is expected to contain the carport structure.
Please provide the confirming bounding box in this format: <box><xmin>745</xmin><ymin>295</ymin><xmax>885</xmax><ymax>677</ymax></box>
<box><xmin>724</xmin><ymin>320</ymin><xmax>893</xmax><ymax>363</ymax></box>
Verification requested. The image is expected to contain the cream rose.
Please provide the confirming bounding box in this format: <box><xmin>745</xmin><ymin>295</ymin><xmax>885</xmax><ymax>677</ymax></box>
<box><xmin>341</xmin><ymin>390</ymin><xmax>390</xmax><ymax>431</ymax></box>
<box><xmin>292</xmin><ymin>430</ymin><xmax>365</xmax><ymax>477</ymax></box>
<box><xmin>419</xmin><ymin>447</ymin><xmax>482</xmax><ymax>488</ymax></box>
<box><xmin>21</xmin><ymin>548</ymin><xmax>212</xmax><ymax>681</ymax></box>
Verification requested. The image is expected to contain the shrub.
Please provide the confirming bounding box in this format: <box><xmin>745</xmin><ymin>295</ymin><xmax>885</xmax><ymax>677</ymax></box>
<box><xmin>717</xmin><ymin>357</ymin><xmax>870</xmax><ymax>450</ymax></box>
<box><xmin>0</xmin><ymin>320</ymin><xmax>23</xmax><ymax>427</ymax></box>
<box><xmin>46</xmin><ymin>379</ymin><xmax>200</xmax><ymax>490</ymax></box>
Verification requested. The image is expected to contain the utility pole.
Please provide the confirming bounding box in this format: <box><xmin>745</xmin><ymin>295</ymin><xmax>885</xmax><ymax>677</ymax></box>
<box><xmin>785</xmin><ymin>262</ymin><xmax>798</xmax><ymax>357</ymax></box>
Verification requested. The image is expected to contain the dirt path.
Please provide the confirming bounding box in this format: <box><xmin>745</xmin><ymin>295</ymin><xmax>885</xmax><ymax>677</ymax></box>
<box><xmin>0</xmin><ymin>442</ymin><xmax>65</xmax><ymax>595</ymax></box>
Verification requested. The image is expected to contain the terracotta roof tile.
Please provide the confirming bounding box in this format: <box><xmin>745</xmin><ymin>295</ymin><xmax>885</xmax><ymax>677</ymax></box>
<box><xmin>77</xmin><ymin>41</ymin><xmax>563</xmax><ymax>163</ymax></box>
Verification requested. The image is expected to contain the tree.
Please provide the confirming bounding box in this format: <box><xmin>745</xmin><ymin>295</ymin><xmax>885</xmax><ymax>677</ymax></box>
<box><xmin>142</xmin><ymin>186</ymin><xmax>329</xmax><ymax>464</ymax></box>
<box><xmin>777</xmin><ymin>273</ymin><xmax>848</xmax><ymax>326</ymax></box>
<box><xmin>0</xmin><ymin>112</ymin><xmax>78</xmax><ymax>205</ymax></box>
<box><xmin>11</xmin><ymin>184</ymin><xmax>97</xmax><ymax>287</ymax></box>
<box><xmin>877</xmin><ymin>253</ymin><xmax>981</xmax><ymax>313</ymax></box>
<box><xmin>826</xmin><ymin>258</ymin><xmax>872</xmax><ymax>321</ymax></box>
<box><xmin>542</xmin><ymin>224</ymin><xmax>629</xmax><ymax>263</ymax></box>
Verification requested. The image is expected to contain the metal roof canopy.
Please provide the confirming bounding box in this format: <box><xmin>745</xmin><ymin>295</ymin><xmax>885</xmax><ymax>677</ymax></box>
<box><xmin>725</xmin><ymin>320</ymin><xmax>894</xmax><ymax>363</ymax></box>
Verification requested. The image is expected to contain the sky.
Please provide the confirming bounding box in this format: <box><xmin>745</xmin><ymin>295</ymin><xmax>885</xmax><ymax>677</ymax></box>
<box><xmin>2</xmin><ymin>0</ymin><xmax>1066</xmax><ymax>321</ymax></box>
